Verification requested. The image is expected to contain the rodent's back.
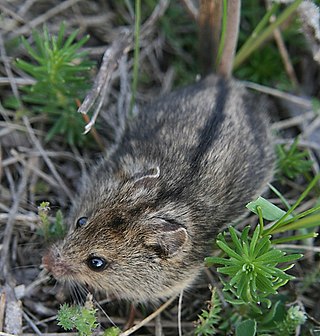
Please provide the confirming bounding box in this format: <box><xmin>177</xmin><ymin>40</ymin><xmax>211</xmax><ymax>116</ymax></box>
<box><xmin>43</xmin><ymin>75</ymin><xmax>274</xmax><ymax>302</ymax></box>
<box><xmin>108</xmin><ymin>75</ymin><xmax>273</xmax><ymax>238</ymax></box>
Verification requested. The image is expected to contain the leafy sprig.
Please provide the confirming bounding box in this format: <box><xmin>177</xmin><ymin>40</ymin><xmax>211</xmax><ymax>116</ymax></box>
<box><xmin>16</xmin><ymin>23</ymin><xmax>94</xmax><ymax>146</ymax></box>
<box><xmin>206</xmin><ymin>225</ymin><xmax>301</xmax><ymax>311</ymax></box>
<box><xmin>276</xmin><ymin>137</ymin><xmax>314</xmax><ymax>180</ymax></box>
<box><xmin>57</xmin><ymin>303</ymin><xmax>99</xmax><ymax>336</ymax></box>
<box><xmin>194</xmin><ymin>287</ymin><xmax>221</xmax><ymax>336</ymax></box>
<box><xmin>38</xmin><ymin>201</ymin><xmax>67</xmax><ymax>241</ymax></box>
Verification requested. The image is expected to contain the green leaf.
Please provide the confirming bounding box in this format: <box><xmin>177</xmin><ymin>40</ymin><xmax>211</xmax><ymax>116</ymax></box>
<box><xmin>272</xmin><ymin>232</ymin><xmax>318</xmax><ymax>244</ymax></box>
<box><xmin>254</xmin><ymin>249</ymin><xmax>284</xmax><ymax>262</ymax></box>
<box><xmin>103</xmin><ymin>327</ymin><xmax>121</xmax><ymax>336</ymax></box>
<box><xmin>216</xmin><ymin>240</ymin><xmax>243</xmax><ymax>261</ymax></box>
<box><xmin>229</xmin><ymin>226</ymin><xmax>244</xmax><ymax>253</ymax></box>
<box><xmin>246</xmin><ymin>197</ymin><xmax>291</xmax><ymax>221</ymax></box>
<box><xmin>260</xmin><ymin>300</ymin><xmax>285</xmax><ymax>326</ymax></box>
<box><xmin>217</xmin><ymin>265</ymin><xmax>243</xmax><ymax>276</ymax></box>
<box><xmin>236</xmin><ymin>319</ymin><xmax>257</xmax><ymax>336</ymax></box>
<box><xmin>249</xmin><ymin>225</ymin><xmax>261</xmax><ymax>257</ymax></box>
<box><xmin>252</xmin><ymin>236</ymin><xmax>270</xmax><ymax>258</ymax></box>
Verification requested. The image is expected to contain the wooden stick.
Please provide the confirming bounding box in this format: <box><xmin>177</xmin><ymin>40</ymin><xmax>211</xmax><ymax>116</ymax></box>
<box><xmin>119</xmin><ymin>296</ymin><xmax>177</xmax><ymax>336</ymax></box>
<box><xmin>217</xmin><ymin>0</ymin><xmax>241</xmax><ymax>77</ymax></box>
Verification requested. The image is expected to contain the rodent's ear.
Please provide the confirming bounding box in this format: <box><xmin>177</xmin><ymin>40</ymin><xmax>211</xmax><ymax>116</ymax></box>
<box><xmin>145</xmin><ymin>221</ymin><xmax>189</xmax><ymax>258</ymax></box>
<box><xmin>132</xmin><ymin>166</ymin><xmax>160</xmax><ymax>186</ymax></box>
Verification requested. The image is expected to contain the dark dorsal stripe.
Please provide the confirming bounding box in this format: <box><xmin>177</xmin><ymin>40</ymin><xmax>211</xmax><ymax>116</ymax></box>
<box><xmin>155</xmin><ymin>78</ymin><xmax>229</xmax><ymax>203</ymax></box>
<box><xmin>189</xmin><ymin>77</ymin><xmax>228</xmax><ymax>176</ymax></box>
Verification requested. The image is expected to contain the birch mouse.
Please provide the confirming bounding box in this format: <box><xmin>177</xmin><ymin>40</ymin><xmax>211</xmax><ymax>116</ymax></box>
<box><xmin>42</xmin><ymin>75</ymin><xmax>274</xmax><ymax>302</ymax></box>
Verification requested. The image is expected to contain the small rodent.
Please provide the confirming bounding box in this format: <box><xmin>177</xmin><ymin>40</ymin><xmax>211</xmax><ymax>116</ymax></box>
<box><xmin>42</xmin><ymin>75</ymin><xmax>274</xmax><ymax>302</ymax></box>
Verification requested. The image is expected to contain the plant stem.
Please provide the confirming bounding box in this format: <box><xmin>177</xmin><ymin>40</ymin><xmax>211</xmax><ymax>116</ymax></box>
<box><xmin>268</xmin><ymin>183</ymin><xmax>291</xmax><ymax>210</ymax></box>
<box><xmin>233</xmin><ymin>0</ymin><xmax>303</xmax><ymax>69</ymax></box>
<box><xmin>271</xmin><ymin>213</ymin><xmax>320</xmax><ymax>234</ymax></box>
<box><xmin>130</xmin><ymin>0</ymin><xmax>141</xmax><ymax>113</ymax></box>
<box><xmin>217</xmin><ymin>0</ymin><xmax>241</xmax><ymax>77</ymax></box>
<box><xmin>198</xmin><ymin>0</ymin><xmax>221</xmax><ymax>74</ymax></box>
<box><xmin>264</xmin><ymin>173</ymin><xmax>320</xmax><ymax>235</ymax></box>
<box><xmin>272</xmin><ymin>232</ymin><xmax>318</xmax><ymax>244</ymax></box>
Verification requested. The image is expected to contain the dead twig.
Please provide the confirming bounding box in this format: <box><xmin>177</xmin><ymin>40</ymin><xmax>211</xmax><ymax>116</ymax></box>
<box><xmin>119</xmin><ymin>295</ymin><xmax>177</xmax><ymax>336</ymax></box>
<box><xmin>217</xmin><ymin>0</ymin><xmax>241</xmax><ymax>77</ymax></box>
<box><xmin>243</xmin><ymin>80</ymin><xmax>312</xmax><ymax>108</ymax></box>
<box><xmin>78</xmin><ymin>29</ymin><xmax>131</xmax><ymax>133</ymax></box>
<box><xmin>0</xmin><ymin>292</ymin><xmax>5</xmax><ymax>332</ymax></box>
<box><xmin>0</xmin><ymin>164</ymin><xmax>30</xmax><ymax>280</ymax></box>
<box><xmin>178</xmin><ymin>289</ymin><xmax>184</xmax><ymax>336</ymax></box>
<box><xmin>0</xmin><ymin>77</ymin><xmax>36</xmax><ymax>86</ymax></box>
<box><xmin>0</xmin><ymin>4</ymin><xmax>25</xmax><ymax>25</ymax></box>
<box><xmin>9</xmin><ymin>0</ymin><xmax>83</xmax><ymax>38</ymax></box>
<box><xmin>266</xmin><ymin>0</ymin><xmax>299</xmax><ymax>88</ymax></box>
<box><xmin>198</xmin><ymin>0</ymin><xmax>221</xmax><ymax>74</ymax></box>
<box><xmin>22</xmin><ymin>312</ymin><xmax>42</xmax><ymax>336</ymax></box>
<box><xmin>3</xmin><ymin>285</ymin><xmax>22</xmax><ymax>335</ymax></box>
<box><xmin>22</xmin><ymin>116</ymin><xmax>73</xmax><ymax>200</ymax></box>
<box><xmin>0</xmin><ymin>33</ymin><xmax>22</xmax><ymax>105</ymax></box>
<box><xmin>272</xmin><ymin>112</ymin><xmax>315</xmax><ymax>130</ymax></box>
<box><xmin>79</xmin><ymin>0</ymin><xmax>170</xmax><ymax>134</ymax></box>
<box><xmin>180</xmin><ymin>0</ymin><xmax>198</xmax><ymax>20</ymax></box>
<box><xmin>155</xmin><ymin>314</ymin><xmax>163</xmax><ymax>336</ymax></box>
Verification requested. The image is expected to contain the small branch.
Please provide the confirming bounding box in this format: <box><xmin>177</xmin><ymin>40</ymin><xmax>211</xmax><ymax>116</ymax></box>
<box><xmin>130</xmin><ymin>0</ymin><xmax>142</xmax><ymax>112</ymax></box>
<box><xmin>234</xmin><ymin>0</ymin><xmax>303</xmax><ymax>70</ymax></box>
<box><xmin>0</xmin><ymin>165</ymin><xmax>30</xmax><ymax>279</ymax></box>
<box><xmin>0</xmin><ymin>33</ymin><xmax>22</xmax><ymax>105</ymax></box>
<box><xmin>272</xmin><ymin>26</ymin><xmax>299</xmax><ymax>88</ymax></box>
<box><xmin>0</xmin><ymin>77</ymin><xmax>36</xmax><ymax>86</ymax></box>
<box><xmin>22</xmin><ymin>116</ymin><xmax>73</xmax><ymax>200</ymax></box>
<box><xmin>178</xmin><ymin>290</ymin><xmax>184</xmax><ymax>336</ymax></box>
<box><xmin>266</xmin><ymin>0</ymin><xmax>299</xmax><ymax>89</ymax></box>
<box><xmin>242</xmin><ymin>80</ymin><xmax>312</xmax><ymax>108</ymax></box>
<box><xmin>180</xmin><ymin>0</ymin><xmax>198</xmax><ymax>21</ymax></box>
<box><xmin>119</xmin><ymin>295</ymin><xmax>177</xmax><ymax>336</ymax></box>
<box><xmin>217</xmin><ymin>0</ymin><xmax>241</xmax><ymax>77</ymax></box>
<box><xmin>198</xmin><ymin>0</ymin><xmax>222</xmax><ymax>74</ymax></box>
<box><xmin>78</xmin><ymin>0</ymin><xmax>169</xmax><ymax>133</ymax></box>
<box><xmin>9</xmin><ymin>0</ymin><xmax>82</xmax><ymax>38</ymax></box>
<box><xmin>77</xmin><ymin>30</ymin><xmax>132</xmax><ymax>128</ymax></box>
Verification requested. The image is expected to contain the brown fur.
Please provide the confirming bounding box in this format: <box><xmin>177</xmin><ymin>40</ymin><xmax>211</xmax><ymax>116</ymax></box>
<box><xmin>42</xmin><ymin>75</ymin><xmax>274</xmax><ymax>302</ymax></box>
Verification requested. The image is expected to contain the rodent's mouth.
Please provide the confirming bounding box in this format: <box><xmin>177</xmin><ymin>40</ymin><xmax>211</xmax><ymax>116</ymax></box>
<box><xmin>42</xmin><ymin>250</ymin><xmax>76</xmax><ymax>278</ymax></box>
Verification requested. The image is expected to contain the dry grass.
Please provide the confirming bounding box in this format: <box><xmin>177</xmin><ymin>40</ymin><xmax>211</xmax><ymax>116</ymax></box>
<box><xmin>1</xmin><ymin>1</ymin><xmax>320</xmax><ymax>335</ymax></box>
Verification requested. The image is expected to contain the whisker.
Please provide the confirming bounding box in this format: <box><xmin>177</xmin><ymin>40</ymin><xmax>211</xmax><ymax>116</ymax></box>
<box><xmin>92</xmin><ymin>294</ymin><xmax>118</xmax><ymax>328</ymax></box>
<box><xmin>12</xmin><ymin>264</ymin><xmax>40</xmax><ymax>270</ymax></box>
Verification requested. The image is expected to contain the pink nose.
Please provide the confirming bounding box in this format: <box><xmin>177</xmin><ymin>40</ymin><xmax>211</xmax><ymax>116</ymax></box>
<box><xmin>42</xmin><ymin>252</ymin><xmax>54</xmax><ymax>273</ymax></box>
<box><xmin>42</xmin><ymin>250</ymin><xmax>72</xmax><ymax>278</ymax></box>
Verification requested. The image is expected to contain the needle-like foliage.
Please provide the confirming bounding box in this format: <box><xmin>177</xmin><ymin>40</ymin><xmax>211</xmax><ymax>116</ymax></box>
<box><xmin>16</xmin><ymin>23</ymin><xmax>94</xmax><ymax>146</ymax></box>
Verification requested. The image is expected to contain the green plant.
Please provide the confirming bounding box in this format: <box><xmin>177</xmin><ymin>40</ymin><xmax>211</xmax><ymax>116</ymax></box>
<box><xmin>194</xmin><ymin>287</ymin><xmax>221</xmax><ymax>336</ymax></box>
<box><xmin>200</xmin><ymin>173</ymin><xmax>320</xmax><ymax>334</ymax></box>
<box><xmin>276</xmin><ymin>138</ymin><xmax>314</xmax><ymax>180</ymax></box>
<box><xmin>57</xmin><ymin>303</ymin><xmax>99</xmax><ymax>336</ymax></box>
<box><xmin>235</xmin><ymin>0</ymin><xmax>305</xmax><ymax>87</ymax></box>
<box><xmin>234</xmin><ymin>0</ymin><xmax>303</xmax><ymax>70</ymax></box>
<box><xmin>15</xmin><ymin>23</ymin><xmax>94</xmax><ymax>146</ymax></box>
<box><xmin>57</xmin><ymin>303</ymin><xmax>121</xmax><ymax>336</ymax></box>
<box><xmin>38</xmin><ymin>201</ymin><xmax>67</xmax><ymax>241</ymax></box>
<box><xmin>157</xmin><ymin>2</ymin><xmax>199</xmax><ymax>85</ymax></box>
<box><xmin>103</xmin><ymin>326</ymin><xmax>121</xmax><ymax>336</ymax></box>
<box><xmin>276</xmin><ymin>306</ymin><xmax>306</xmax><ymax>335</ymax></box>
<box><xmin>206</xmin><ymin>225</ymin><xmax>301</xmax><ymax>311</ymax></box>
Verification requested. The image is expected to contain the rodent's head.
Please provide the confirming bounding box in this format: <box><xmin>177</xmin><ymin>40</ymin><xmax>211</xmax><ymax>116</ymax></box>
<box><xmin>42</xmin><ymin>164</ymin><xmax>200</xmax><ymax>302</ymax></box>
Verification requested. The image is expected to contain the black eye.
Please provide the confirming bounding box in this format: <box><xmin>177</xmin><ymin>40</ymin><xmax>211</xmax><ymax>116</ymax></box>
<box><xmin>76</xmin><ymin>217</ymin><xmax>88</xmax><ymax>228</ymax></box>
<box><xmin>86</xmin><ymin>256</ymin><xmax>108</xmax><ymax>272</ymax></box>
